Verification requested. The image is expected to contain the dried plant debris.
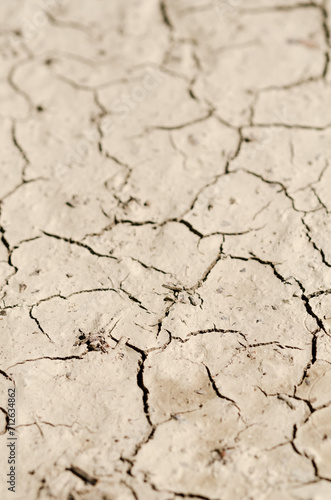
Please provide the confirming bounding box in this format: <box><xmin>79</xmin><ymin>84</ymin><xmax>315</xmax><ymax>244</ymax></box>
<box><xmin>74</xmin><ymin>329</ymin><xmax>110</xmax><ymax>353</ymax></box>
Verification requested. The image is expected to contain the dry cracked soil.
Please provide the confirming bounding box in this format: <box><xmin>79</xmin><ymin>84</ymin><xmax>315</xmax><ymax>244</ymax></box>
<box><xmin>1</xmin><ymin>1</ymin><xmax>331</xmax><ymax>499</ymax></box>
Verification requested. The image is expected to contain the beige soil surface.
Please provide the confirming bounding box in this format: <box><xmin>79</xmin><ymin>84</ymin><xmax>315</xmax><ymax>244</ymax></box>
<box><xmin>1</xmin><ymin>1</ymin><xmax>331</xmax><ymax>499</ymax></box>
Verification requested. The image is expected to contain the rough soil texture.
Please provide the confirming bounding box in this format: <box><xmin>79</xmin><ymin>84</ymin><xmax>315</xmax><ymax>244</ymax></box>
<box><xmin>1</xmin><ymin>1</ymin><xmax>331</xmax><ymax>499</ymax></box>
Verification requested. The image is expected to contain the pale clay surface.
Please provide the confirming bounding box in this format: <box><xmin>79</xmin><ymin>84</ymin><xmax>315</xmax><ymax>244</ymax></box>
<box><xmin>0</xmin><ymin>0</ymin><xmax>331</xmax><ymax>499</ymax></box>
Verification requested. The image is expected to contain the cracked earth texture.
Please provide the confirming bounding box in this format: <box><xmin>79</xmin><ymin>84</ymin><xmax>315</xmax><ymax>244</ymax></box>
<box><xmin>0</xmin><ymin>0</ymin><xmax>331</xmax><ymax>499</ymax></box>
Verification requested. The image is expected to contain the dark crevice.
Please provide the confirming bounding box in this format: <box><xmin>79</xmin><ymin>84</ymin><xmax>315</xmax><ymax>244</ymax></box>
<box><xmin>225</xmin><ymin>128</ymin><xmax>244</xmax><ymax>174</ymax></box>
<box><xmin>155</xmin><ymin>304</ymin><xmax>172</xmax><ymax>338</ymax></box>
<box><xmin>302</xmin><ymin>218</ymin><xmax>331</xmax><ymax>268</ymax></box>
<box><xmin>0</xmin><ymin>407</ymin><xmax>11</xmax><ymax>433</ymax></box>
<box><xmin>249</xmin><ymin>252</ymin><xmax>291</xmax><ymax>283</ymax></box>
<box><xmin>119</xmin><ymin>285</ymin><xmax>149</xmax><ymax>312</ymax></box>
<box><xmin>42</xmin><ymin>231</ymin><xmax>117</xmax><ymax>260</ymax></box>
<box><xmin>114</xmin><ymin>218</ymin><xmax>157</xmax><ymax>227</ymax></box>
<box><xmin>11</xmin><ymin>120</ymin><xmax>29</xmax><ymax>168</ymax></box>
<box><xmin>204</xmin><ymin>364</ymin><xmax>241</xmax><ymax>413</ymax></box>
<box><xmin>0</xmin><ymin>369</ymin><xmax>14</xmax><ymax>382</ymax></box>
<box><xmin>245</xmin><ymin>169</ymin><xmax>302</xmax><ymax>213</ymax></box>
<box><xmin>46</xmin><ymin>12</ymin><xmax>90</xmax><ymax>34</ymax></box>
<box><xmin>294</xmin><ymin>326</ymin><xmax>320</xmax><ymax>394</ymax></box>
<box><xmin>174</xmin><ymin>327</ymin><xmax>246</xmax><ymax>344</ymax></box>
<box><xmin>0</xmin><ymin>226</ymin><xmax>11</xmax><ymax>253</ymax></box>
<box><xmin>159</xmin><ymin>0</ymin><xmax>173</xmax><ymax>31</ymax></box>
<box><xmin>29</xmin><ymin>307</ymin><xmax>52</xmax><ymax>341</ymax></box>
<box><xmin>173</xmin><ymin>494</ymin><xmax>216</xmax><ymax>500</ymax></box>
<box><xmin>295</xmin><ymin>278</ymin><xmax>326</xmax><ymax>333</ymax></box>
<box><xmin>151</xmin><ymin>110</ymin><xmax>213</xmax><ymax>131</ymax></box>
<box><xmin>321</xmin><ymin>3</ymin><xmax>331</xmax><ymax>48</ymax></box>
<box><xmin>121</xmin><ymin>481</ymin><xmax>139</xmax><ymax>500</ymax></box>
<box><xmin>137</xmin><ymin>352</ymin><xmax>153</xmax><ymax>427</ymax></box>
<box><xmin>228</xmin><ymin>253</ymin><xmax>290</xmax><ymax>285</ymax></box>
<box><xmin>322</xmin><ymin>51</ymin><xmax>330</xmax><ymax>78</ymax></box>
<box><xmin>7</xmin><ymin>59</ymin><xmax>34</xmax><ymax>114</ymax></box>
<box><xmin>178</xmin><ymin>219</ymin><xmax>203</xmax><ymax>239</ymax></box>
<box><xmin>7</xmin><ymin>355</ymin><xmax>83</xmax><ymax>369</ymax></box>
<box><xmin>0</xmin><ymin>224</ymin><xmax>18</xmax><ymax>293</ymax></box>
<box><xmin>311</xmin><ymin>330</ymin><xmax>317</xmax><ymax>363</ymax></box>
<box><xmin>308</xmin><ymin>288</ymin><xmax>331</xmax><ymax>299</ymax></box>
<box><xmin>129</xmin><ymin>257</ymin><xmax>169</xmax><ymax>275</ymax></box>
<box><xmin>241</xmin><ymin>3</ymin><xmax>321</xmax><ymax>14</ymax></box>
<box><xmin>111</xmin><ymin>336</ymin><xmax>153</xmax><ymax>428</ymax></box>
<box><xmin>252</xmin><ymin>122</ymin><xmax>331</xmax><ymax>131</ymax></box>
<box><xmin>291</xmin><ymin>424</ymin><xmax>302</xmax><ymax>456</ymax></box>
<box><xmin>248</xmin><ymin>341</ymin><xmax>302</xmax><ymax>350</ymax></box>
<box><xmin>291</xmin><ymin>393</ymin><xmax>315</xmax><ymax>415</ymax></box>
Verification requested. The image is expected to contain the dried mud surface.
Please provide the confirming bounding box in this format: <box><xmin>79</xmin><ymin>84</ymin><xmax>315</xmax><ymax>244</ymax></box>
<box><xmin>1</xmin><ymin>1</ymin><xmax>331</xmax><ymax>499</ymax></box>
